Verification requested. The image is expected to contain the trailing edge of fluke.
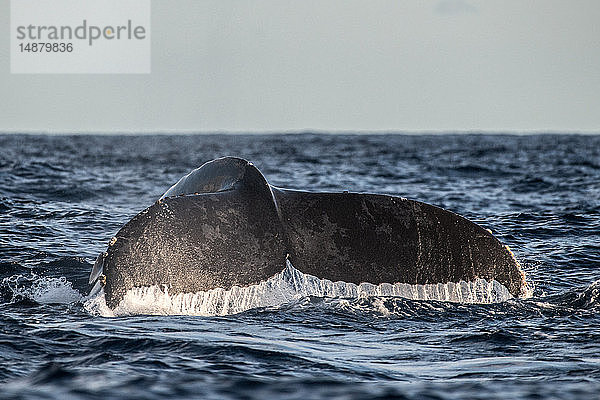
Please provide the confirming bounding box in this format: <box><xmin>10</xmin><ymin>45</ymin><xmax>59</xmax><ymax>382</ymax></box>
<box><xmin>90</xmin><ymin>156</ymin><xmax>528</xmax><ymax>309</ymax></box>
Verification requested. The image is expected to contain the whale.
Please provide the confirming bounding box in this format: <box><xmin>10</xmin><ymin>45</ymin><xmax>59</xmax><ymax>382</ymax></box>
<box><xmin>90</xmin><ymin>156</ymin><xmax>527</xmax><ymax>309</ymax></box>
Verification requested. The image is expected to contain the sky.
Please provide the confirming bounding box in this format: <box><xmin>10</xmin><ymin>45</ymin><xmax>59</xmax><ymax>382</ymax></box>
<box><xmin>1</xmin><ymin>0</ymin><xmax>599</xmax><ymax>133</ymax></box>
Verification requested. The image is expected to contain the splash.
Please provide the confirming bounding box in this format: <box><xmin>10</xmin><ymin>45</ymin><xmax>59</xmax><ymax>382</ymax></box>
<box><xmin>3</xmin><ymin>274</ymin><xmax>83</xmax><ymax>304</ymax></box>
<box><xmin>84</xmin><ymin>261</ymin><xmax>514</xmax><ymax>317</ymax></box>
<box><xmin>570</xmin><ymin>280</ymin><xmax>600</xmax><ymax>309</ymax></box>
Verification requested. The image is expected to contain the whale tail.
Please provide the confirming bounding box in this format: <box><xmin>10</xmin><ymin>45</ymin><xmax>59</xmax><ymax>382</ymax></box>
<box><xmin>91</xmin><ymin>157</ymin><xmax>527</xmax><ymax>309</ymax></box>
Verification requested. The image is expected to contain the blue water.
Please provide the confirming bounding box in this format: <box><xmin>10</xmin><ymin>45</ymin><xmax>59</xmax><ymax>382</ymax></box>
<box><xmin>1</xmin><ymin>133</ymin><xmax>599</xmax><ymax>399</ymax></box>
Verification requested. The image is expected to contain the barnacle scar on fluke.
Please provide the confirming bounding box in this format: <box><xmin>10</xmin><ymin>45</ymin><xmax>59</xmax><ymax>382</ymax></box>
<box><xmin>90</xmin><ymin>156</ymin><xmax>528</xmax><ymax>309</ymax></box>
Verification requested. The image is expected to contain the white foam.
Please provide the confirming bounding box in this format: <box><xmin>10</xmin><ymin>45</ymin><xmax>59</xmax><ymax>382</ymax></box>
<box><xmin>3</xmin><ymin>274</ymin><xmax>83</xmax><ymax>304</ymax></box>
<box><xmin>84</xmin><ymin>261</ymin><xmax>514</xmax><ymax>317</ymax></box>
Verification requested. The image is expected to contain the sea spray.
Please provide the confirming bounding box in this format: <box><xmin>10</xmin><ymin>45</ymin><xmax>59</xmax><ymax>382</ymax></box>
<box><xmin>85</xmin><ymin>260</ymin><xmax>514</xmax><ymax>317</ymax></box>
<box><xmin>3</xmin><ymin>274</ymin><xmax>83</xmax><ymax>304</ymax></box>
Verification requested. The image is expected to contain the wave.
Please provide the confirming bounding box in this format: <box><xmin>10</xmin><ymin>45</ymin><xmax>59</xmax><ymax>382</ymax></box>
<box><xmin>84</xmin><ymin>261</ymin><xmax>514</xmax><ymax>317</ymax></box>
<box><xmin>566</xmin><ymin>279</ymin><xmax>600</xmax><ymax>309</ymax></box>
<box><xmin>2</xmin><ymin>274</ymin><xmax>83</xmax><ymax>304</ymax></box>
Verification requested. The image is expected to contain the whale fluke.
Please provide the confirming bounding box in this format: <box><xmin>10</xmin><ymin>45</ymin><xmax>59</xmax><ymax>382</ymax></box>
<box><xmin>91</xmin><ymin>157</ymin><xmax>527</xmax><ymax>309</ymax></box>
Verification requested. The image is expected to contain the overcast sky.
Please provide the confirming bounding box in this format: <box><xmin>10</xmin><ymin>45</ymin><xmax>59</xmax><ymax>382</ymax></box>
<box><xmin>1</xmin><ymin>0</ymin><xmax>599</xmax><ymax>133</ymax></box>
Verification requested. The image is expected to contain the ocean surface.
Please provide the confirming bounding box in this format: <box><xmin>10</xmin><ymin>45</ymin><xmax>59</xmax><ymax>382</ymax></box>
<box><xmin>0</xmin><ymin>133</ymin><xmax>599</xmax><ymax>399</ymax></box>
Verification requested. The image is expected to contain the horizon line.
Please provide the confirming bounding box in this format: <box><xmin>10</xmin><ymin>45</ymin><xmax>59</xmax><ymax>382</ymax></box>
<box><xmin>1</xmin><ymin>129</ymin><xmax>599</xmax><ymax>136</ymax></box>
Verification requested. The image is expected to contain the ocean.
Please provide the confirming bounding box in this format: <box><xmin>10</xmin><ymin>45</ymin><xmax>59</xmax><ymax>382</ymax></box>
<box><xmin>0</xmin><ymin>133</ymin><xmax>599</xmax><ymax>399</ymax></box>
